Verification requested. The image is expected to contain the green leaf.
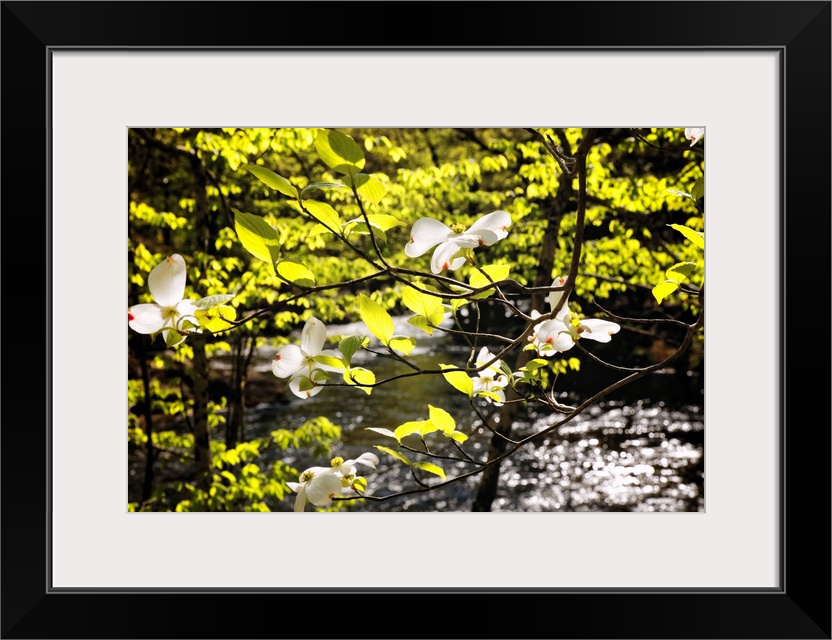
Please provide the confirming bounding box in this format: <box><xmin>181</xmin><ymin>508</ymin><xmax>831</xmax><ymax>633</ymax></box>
<box><xmin>276</xmin><ymin>260</ymin><xmax>316</xmax><ymax>287</ymax></box>
<box><xmin>428</xmin><ymin>405</ymin><xmax>455</xmax><ymax>435</ymax></box>
<box><xmin>315</xmin><ymin>129</ymin><xmax>365</xmax><ymax>176</ymax></box>
<box><xmin>352</xmin><ymin>476</ymin><xmax>368</xmax><ymax>492</ymax></box>
<box><xmin>301</xmin><ymin>181</ymin><xmax>346</xmax><ymax>198</ymax></box>
<box><xmin>691</xmin><ymin>178</ymin><xmax>704</xmax><ymax>202</ymax></box>
<box><xmin>413</xmin><ymin>461</ymin><xmax>446</xmax><ymax>480</ymax></box>
<box><xmin>375</xmin><ymin>445</ymin><xmax>411</xmax><ymax>466</ymax></box>
<box><xmin>439</xmin><ymin>364</ymin><xmax>474</xmax><ymax>398</ymax></box>
<box><xmin>344</xmin><ymin>367</ymin><xmax>375</xmax><ymax>395</ymax></box>
<box><xmin>220</xmin><ymin>470</ymin><xmax>236</xmax><ymax>483</ymax></box>
<box><xmin>394</xmin><ymin>420</ymin><xmax>427</xmax><ymax>443</ymax></box>
<box><xmin>401</xmin><ymin>286</ymin><xmax>443</xmax><ymax>317</ymax></box>
<box><xmin>165</xmin><ymin>328</ymin><xmax>183</xmax><ymax>347</ymax></box>
<box><xmin>338</xmin><ymin>335</ymin><xmax>367</xmax><ymax>364</ymax></box>
<box><xmin>358</xmin><ymin>294</ymin><xmax>394</xmax><ymax>344</ymax></box>
<box><xmin>233</xmin><ymin>209</ymin><xmax>281</xmax><ymax>273</ymax></box>
<box><xmin>389</xmin><ymin>336</ymin><xmax>416</xmax><ymax>356</ymax></box>
<box><xmin>304</xmin><ymin>200</ymin><xmax>341</xmax><ymax>231</ymax></box>
<box><xmin>365</xmin><ymin>427</ymin><xmax>396</xmax><ymax>439</ymax></box>
<box><xmin>194</xmin><ymin>294</ymin><xmax>235</xmax><ymax>310</ymax></box>
<box><xmin>312</xmin><ymin>355</ymin><xmax>348</xmax><ymax>371</ymax></box>
<box><xmin>450</xmin><ymin>431</ymin><xmax>469</xmax><ymax>444</ymax></box>
<box><xmin>668</xmin><ymin>224</ymin><xmax>705</xmax><ymax>249</ymax></box>
<box><xmin>666</xmin><ymin>261</ymin><xmax>697</xmax><ymax>283</ymax></box>
<box><xmin>245</xmin><ymin>165</ymin><xmax>298</xmax><ymax>198</ymax></box>
<box><xmin>652</xmin><ymin>281</ymin><xmax>679</xmax><ymax>304</ymax></box>
<box><xmin>343</xmin><ymin>173</ymin><xmax>387</xmax><ymax>205</ymax></box>
<box><xmin>297</xmin><ymin>376</ymin><xmax>316</xmax><ymax>392</ymax></box>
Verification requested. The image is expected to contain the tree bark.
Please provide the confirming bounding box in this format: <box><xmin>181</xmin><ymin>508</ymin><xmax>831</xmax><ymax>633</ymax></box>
<box><xmin>471</xmin><ymin>129</ymin><xmax>587</xmax><ymax>511</ymax></box>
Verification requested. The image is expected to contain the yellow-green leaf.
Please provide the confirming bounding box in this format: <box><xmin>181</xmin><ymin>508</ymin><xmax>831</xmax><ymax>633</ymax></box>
<box><xmin>413</xmin><ymin>461</ymin><xmax>446</xmax><ymax>480</ymax></box>
<box><xmin>407</xmin><ymin>313</ymin><xmax>444</xmax><ymax>336</ymax></box>
<box><xmin>312</xmin><ymin>355</ymin><xmax>348</xmax><ymax>370</ymax></box>
<box><xmin>469</xmin><ymin>264</ymin><xmax>511</xmax><ymax>298</ymax></box>
<box><xmin>343</xmin><ymin>173</ymin><xmax>387</xmax><ymax>205</ymax></box>
<box><xmin>666</xmin><ymin>261</ymin><xmax>697</xmax><ymax>284</ymax></box>
<box><xmin>389</xmin><ymin>336</ymin><xmax>416</xmax><ymax>356</ymax></box>
<box><xmin>344</xmin><ymin>367</ymin><xmax>375</xmax><ymax>395</ymax></box>
<box><xmin>276</xmin><ymin>260</ymin><xmax>316</xmax><ymax>287</ymax></box>
<box><xmin>428</xmin><ymin>405</ymin><xmax>455</xmax><ymax>435</ymax></box>
<box><xmin>245</xmin><ymin>165</ymin><xmax>298</xmax><ymax>198</ymax></box>
<box><xmin>304</xmin><ymin>200</ymin><xmax>341</xmax><ymax>231</ymax></box>
<box><xmin>394</xmin><ymin>420</ymin><xmax>427</xmax><ymax>442</ymax></box>
<box><xmin>233</xmin><ymin>209</ymin><xmax>280</xmax><ymax>273</ymax></box>
<box><xmin>315</xmin><ymin>129</ymin><xmax>365</xmax><ymax>175</ymax></box>
<box><xmin>307</xmin><ymin>224</ymin><xmax>333</xmax><ymax>237</ymax></box>
<box><xmin>375</xmin><ymin>445</ymin><xmax>411</xmax><ymax>466</ymax></box>
<box><xmin>401</xmin><ymin>286</ymin><xmax>442</xmax><ymax>317</ymax></box>
<box><xmin>652</xmin><ymin>281</ymin><xmax>679</xmax><ymax>304</ymax></box>
<box><xmin>439</xmin><ymin>364</ymin><xmax>473</xmax><ymax>398</ymax></box>
<box><xmin>365</xmin><ymin>214</ymin><xmax>403</xmax><ymax>231</ymax></box>
<box><xmin>668</xmin><ymin>224</ymin><xmax>704</xmax><ymax>249</ymax></box>
<box><xmin>450</xmin><ymin>431</ymin><xmax>468</xmax><ymax>443</ymax></box>
<box><xmin>358</xmin><ymin>294</ymin><xmax>394</xmax><ymax>344</ymax></box>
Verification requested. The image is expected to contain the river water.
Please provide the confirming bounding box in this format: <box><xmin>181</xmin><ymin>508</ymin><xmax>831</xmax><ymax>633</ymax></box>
<box><xmin>237</xmin><ymin>317</ymin><xmax>704</xmax><ymax>513</ymax></box>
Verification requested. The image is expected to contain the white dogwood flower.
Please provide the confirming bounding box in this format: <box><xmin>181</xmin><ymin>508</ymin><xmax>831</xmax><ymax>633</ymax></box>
<box><xmin>472</xmin><ymin>346</ymin><xmax>509</xmax><ymax>405</ymax></box>
<box><xmin>272</xmin><ymin>317</ymin><xmax>342</xmax><ymax>398</ymax></box>
<box><xmin>684</xmin><ymin>128</ymin><xmax>704</xmax><ymax>146</ymax></box>
<box><xmin>404</xmin><ymin>210</ymin><xmax>511</xmax><ymax>274</ymax></box>
<box><xmin>530</xmin><ymin>276</ymin><xmax>621</xmax><ymax>356</ymax></box>
<box><xmin>286</xmin><ymin>466</ymin><xmax>343</xmax><ymax>512</ymax></box>
<box><xmin>128</xmin><ymin>254</ymin><xmax>199</xmax><ymax>347</ymax></box>
<box><xmin>288</xmin><ymin>452</ymin><xmax>380</xmax><ymax>512</ymax></box>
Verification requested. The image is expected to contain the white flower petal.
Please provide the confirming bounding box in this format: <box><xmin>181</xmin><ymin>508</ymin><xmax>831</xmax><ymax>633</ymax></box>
<box><xmin>405</xmin><ymin>218</ymin><xmax>454</xmax><ymax>257</ymax></box>
<box><xmin>684</xmin><ymin>127</ymin><xmax>704</xmax><ymax>146</ymax></box>
<box><xmin>293</xmin><ymin>487</ymin><xmax>308</xmax><ymax>512</ymax></box>
<box><xmin>305</xmin><ymin>474</ymin><xmax>343</xmax><ymax>507</ymax></box>
<box><xmin>175</xmin><ymin>299</ymin><xmax>199</xmax><ymax>319</ymax></box>
<box><xmin>301</xmin><ymin>316</ymin><xmax>327</xmax><ymax>356</ymax></box>
<box><xmin>467</xmin><ymin>210</ymin><xmax>511</xmax><ymax>241</ymax></box>
<box><xmin>470</xmin><ymin>229</ymin><xmax>500</xmax><ymax>247</ymax></box>
<box><xmin>579</xmin><ymin>319</ymin><xmax>621</xmax><ymax>343</ymax></box>
<box><xmin>286</xmin><ymin>482</ymin><xmax>302</xmax><ymax>493</ymax></box>
<box><xmin>353</xmin><ymin>452</ymin><xmax>379</xmax><ymax>469</ymax></box>
<box><xmin>431</xmin><ymin>240</ymin><xmax>466</xmax><ymax>274</ymax></box>
<box><xmin>128</xmin><ymin>304</ymin><xmax>168</xmax><ymax>334</ymax></box>
<box><xmin>147</xmin><ymin>254</ymin><xmax>187</xmax><ymax>307</ymax></box>
<box><xmin>272</xmin><ymin>344</ymin><xmax>305</xmax><ymax>379</ymax></box>
<box><xmin>548</xmin><ymin>276</ymin><xmax>570</xmax><ymax>316</ymax></box>
<box><xmin>536</xmin><ymin>318</ymin><xmax>575</xmax><ymax>353</ymax></box>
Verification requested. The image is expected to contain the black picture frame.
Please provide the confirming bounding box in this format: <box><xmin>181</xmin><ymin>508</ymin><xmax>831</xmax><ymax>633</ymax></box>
<box><xmin>2</xmin><ymin>2</ymin><xmax>829</xmax><ymax>638</ymax></box>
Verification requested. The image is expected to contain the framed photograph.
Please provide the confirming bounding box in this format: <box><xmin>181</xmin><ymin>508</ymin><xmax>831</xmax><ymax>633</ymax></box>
<box><xmin>3</xmin><ymin>2</ymin><xmax>829</xmax><ymax>638</ymax></box>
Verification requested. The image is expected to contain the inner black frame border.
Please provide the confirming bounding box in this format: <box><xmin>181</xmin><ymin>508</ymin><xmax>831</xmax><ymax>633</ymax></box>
<box><xmin>2</xmin><ymin>2</ymin><xmax>829</xmax><ymax>638</ymax></box>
